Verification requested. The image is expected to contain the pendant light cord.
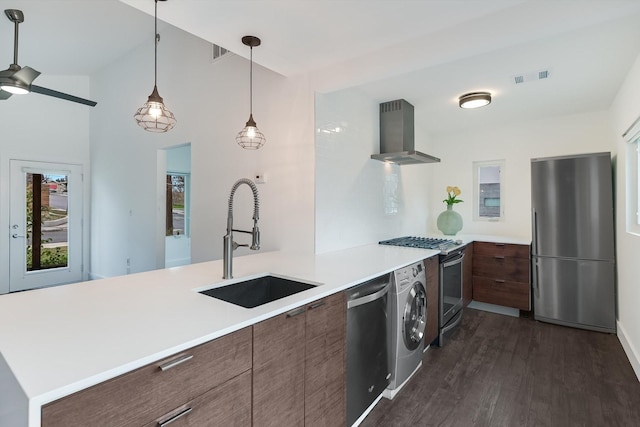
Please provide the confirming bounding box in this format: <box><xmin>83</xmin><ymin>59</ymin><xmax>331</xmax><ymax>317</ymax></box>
<box><xmin>154</xmin><ymin>0</ymin><xmax>158</xmax><ymax>88</ymax></box>
<box><xmin>249</xmin><ymin>45</ymin><xmax>253</xmax><ymax>115</ymax></box>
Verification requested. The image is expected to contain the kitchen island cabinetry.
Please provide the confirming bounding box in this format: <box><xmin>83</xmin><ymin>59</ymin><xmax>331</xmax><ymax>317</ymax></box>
<box><xmin>472</xmin><ymin>241</ymin><xmax>530</xmax><ymax>310</ymax></box>
<box><xmin>253</xmin><ymin>292</ymin><xmax>347</xmax><ymax>426</ymax></box>
<box><xmin>41</xmin><ymin>327</ymin><xmax>252</xmax><ymax>427</ymax></box>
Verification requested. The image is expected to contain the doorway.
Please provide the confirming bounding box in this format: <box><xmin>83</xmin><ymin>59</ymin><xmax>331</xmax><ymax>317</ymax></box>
<box><xmin>164</xmin><ymin>145</ymin><xmax>191</xmax><ymax>268</ymax></box>
<box><xmin>9</xmin><ymin>160</ymin><xmax>83</xmax><ymax>292</ymax></box>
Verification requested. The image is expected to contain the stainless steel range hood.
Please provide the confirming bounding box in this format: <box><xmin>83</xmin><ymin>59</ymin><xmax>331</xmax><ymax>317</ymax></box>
<box><xmin>371</xmin><ymin>99</ymin><xmax>440</xmax><ymax>165</ymax></box>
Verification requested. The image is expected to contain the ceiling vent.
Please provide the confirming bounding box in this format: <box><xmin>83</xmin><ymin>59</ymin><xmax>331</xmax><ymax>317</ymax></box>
<box><xmin>513</xmin><ymin>69</ymin><xmax>550</xmax><ymax>85</ymax></box>
<box><xmin>211</xmin><ymin>43</ymin><xmax>229</xmax><ymax>62</ymax></box>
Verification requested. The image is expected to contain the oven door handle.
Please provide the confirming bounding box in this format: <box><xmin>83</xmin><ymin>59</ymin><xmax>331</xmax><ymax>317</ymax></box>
<box><xmin>441</xmin><ymin>252</ymin><xmax>465</xmax><ymax>268</ymax></box>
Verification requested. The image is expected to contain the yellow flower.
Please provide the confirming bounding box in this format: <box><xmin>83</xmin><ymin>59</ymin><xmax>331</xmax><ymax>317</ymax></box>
<box><xmin>443</xmin><ymin>185</ymin><xmax>464</xmax><ymax>205</ymax></box>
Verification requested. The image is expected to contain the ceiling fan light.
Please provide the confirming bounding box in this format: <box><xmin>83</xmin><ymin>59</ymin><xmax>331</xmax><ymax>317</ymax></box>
<box><xmin>459</xmin><ymin>92</ymin><xmax>492</xmax><ymax>109</ymax></box>
<box><xmin>0</xmin><ymin>79</ymin><xmax>29</xmax><ymax>94</ymax></box>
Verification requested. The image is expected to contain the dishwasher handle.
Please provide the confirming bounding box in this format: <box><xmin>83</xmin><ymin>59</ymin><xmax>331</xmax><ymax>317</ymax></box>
<box><xmin>347</xmin><ymin>281</ymin><xmax>390</xmax><ymax>309</ymax></box>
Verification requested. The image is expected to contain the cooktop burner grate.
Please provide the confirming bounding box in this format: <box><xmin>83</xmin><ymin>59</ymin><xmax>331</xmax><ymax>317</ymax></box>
<box><xmin>379</xmin><ymin>236</ymin><xmax>463</xmax><ymax>252</ymax></box>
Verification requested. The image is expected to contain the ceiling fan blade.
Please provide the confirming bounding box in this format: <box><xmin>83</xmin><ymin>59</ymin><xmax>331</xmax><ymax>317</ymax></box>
<box><xmin>0</xmin><ymin>89</ymin><xmax>12</xmax><ymax>100</ymax></box>
<box><xmin>12</xmin><ymin>66</ymin><xmax>40</xmax><ymax>85</ymax></box>
<box><xmin>30</xmin><ymin>85</ymin><xmax>97</xmax><ymax>107</ymax></box>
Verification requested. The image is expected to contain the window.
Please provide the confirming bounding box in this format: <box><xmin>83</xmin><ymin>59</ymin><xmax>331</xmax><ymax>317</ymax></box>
<box><xmin>166</xmin><ymin>173</ymin><xmax>190</xmax><ymax>237</ymax></box>
<box><xmin>473</xmin><ymin>160</ymin><xmax>505</xmax><ymax>221</ymax></box>
<box><xmin>623</xmin><ymin>116</ymin><xmax>640</xmax><ymax>235</ymax></box>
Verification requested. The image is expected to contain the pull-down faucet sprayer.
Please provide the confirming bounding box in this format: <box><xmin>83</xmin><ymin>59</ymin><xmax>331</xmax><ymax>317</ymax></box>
<box><xmin>223</xmin><ymin>178</ymin><xmax>260</xmax><ymax>279</ymax></box>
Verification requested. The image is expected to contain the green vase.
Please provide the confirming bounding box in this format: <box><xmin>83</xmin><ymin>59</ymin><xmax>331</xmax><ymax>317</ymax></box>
<box><xmin>437</xmin><ymin>205</ymin><xmax>463</xmax><ymax>236</ymax></box>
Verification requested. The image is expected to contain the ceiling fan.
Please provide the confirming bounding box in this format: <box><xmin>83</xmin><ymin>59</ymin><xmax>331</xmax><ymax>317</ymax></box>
<box><xmin>0</xmin><ymin>9</ymin><xmax>97</xmax><ymax>107</ymax></box>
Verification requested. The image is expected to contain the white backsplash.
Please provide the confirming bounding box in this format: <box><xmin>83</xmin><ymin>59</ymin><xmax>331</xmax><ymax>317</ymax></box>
<box><xmin>315</xmin><ymin>89</ymin><xmax>434</xmax><ymax>253</ymax></box>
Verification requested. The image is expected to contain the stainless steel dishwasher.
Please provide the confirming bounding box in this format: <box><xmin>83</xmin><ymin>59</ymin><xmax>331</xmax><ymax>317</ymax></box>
<box><xmin>346</xmin><ymin>273</ymin><xmax>391</xmax><ymax>426</ymax></box>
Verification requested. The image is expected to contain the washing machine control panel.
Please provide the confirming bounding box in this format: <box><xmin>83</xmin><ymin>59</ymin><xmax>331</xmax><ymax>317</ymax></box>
<box><xmin>394</xmin><ymin>262</ymin><xmax>425</xmax><ymax>291</ymax></box>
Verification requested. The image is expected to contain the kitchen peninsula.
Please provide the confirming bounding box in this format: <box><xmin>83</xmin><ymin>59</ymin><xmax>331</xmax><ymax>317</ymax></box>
<box><xmin>0</xmin><ymin>244</ymin><xmax>439</xmax><ymax>426</ymax></box>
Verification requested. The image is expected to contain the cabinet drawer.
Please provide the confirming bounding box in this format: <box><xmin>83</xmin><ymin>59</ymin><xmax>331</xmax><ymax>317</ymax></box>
<box><xmin>473</xmin><ymin>276</ymin><xmax>530</xmax><ymax>310</ymax></box>
<box><xmin>474</xmin><ymin>241</ymin><xmax>530</xmax><ymax>259</ymax></box>
<box><xmin>142</xmin><ymin>370</ymin><xmax>252</xmax><ymax>427</ymax></box>
<box><xmin>473</xmin><ymin>254</ymin><xmax>530</xmax><ymax>283</ymax></box>
<box><xmin>42</xmin><ymin>327</ymin><xmax>252</xmax><ymax>427</ymax></box>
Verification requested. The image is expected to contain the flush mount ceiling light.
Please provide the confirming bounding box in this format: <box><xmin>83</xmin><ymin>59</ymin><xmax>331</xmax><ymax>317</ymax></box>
<box><xmin>134</xmin><ymin>0</ymin><xmax>176</xmax><ymax>133</ymax></box>
<box><xmin>236</xmin><ymin>35</ymin><xmax>266</xmax><ymax>150</ymax></box>
<box><xmin>458</xmin><ymin>92</ymin><xmax>492</xmax><ymax>109</ymax></box>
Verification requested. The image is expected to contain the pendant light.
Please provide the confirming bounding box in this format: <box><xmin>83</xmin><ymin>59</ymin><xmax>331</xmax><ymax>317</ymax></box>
<box><xmin>236</xmin><ymin>35</ymin><xmax>266</xmax><ymax>150</ymax></box>
<box><xmin>134</xmin><ymin>0</ymin><xmax>176</xmax><ymax>133</ymax></box>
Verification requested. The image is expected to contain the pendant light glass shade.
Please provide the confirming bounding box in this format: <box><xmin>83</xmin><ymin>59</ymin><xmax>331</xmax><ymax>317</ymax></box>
<box><xmin>134</xmin><ymin>0</ymin><xmax>176</xmax><ymax>133</ymax></box>
<box><xmin>236</xmin><ymin>36</ymin><xmax>265</xmax><ymax>150</ymax></box>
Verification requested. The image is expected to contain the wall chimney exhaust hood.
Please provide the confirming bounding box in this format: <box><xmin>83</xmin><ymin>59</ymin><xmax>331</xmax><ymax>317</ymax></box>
<box><xmin>371</xmin><ymin>99</ymin><xmax>440</xmax><ymax>165</ymax></box>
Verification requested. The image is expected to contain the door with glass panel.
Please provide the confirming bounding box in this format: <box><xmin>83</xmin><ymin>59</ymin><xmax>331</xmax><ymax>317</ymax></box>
<box><xmin>9</xmin><ymin>160</ymin><xmax>83</xmax><ymax>292</ymax></box>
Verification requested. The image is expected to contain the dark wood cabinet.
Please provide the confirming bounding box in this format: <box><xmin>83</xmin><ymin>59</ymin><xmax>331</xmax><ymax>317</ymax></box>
<box><xmin>42</xmin><ymin>327</ymin><xmax>253</xmax><ymax>427</ymax></box>
<box><xmin>424</xmin><ymin>256</ymin><xmax>439</xmax><ymax>346</ymax></box>
<box><xmin>462</xmin><ymin>243</ymin><xmax>473</xmax><ymax>307</ymax></box>
<box><xmin>253</xmin><ymin>292</ymin><xmax>347</xmax><ymax>427</ymax></box>
<box><xmin>472</xmin><ymin>241</ymin><xmax>530</xmax><ymax>310</ymax></box>
<box><xmin>142</xmin><ymin>370</ymin><xmax>252</xmax><ymax>427</ymax></box>
<box><xmin>304</xmin><ymin>292</ymin><xmax>347</xmax><ymax>427</ymax></box>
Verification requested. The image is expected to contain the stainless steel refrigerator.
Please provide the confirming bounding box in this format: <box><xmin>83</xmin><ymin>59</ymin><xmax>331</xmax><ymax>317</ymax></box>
<box><xmin>531</xmin><ymin>152</ymin><xmax>616</xmax><ymax>333</ymax></box>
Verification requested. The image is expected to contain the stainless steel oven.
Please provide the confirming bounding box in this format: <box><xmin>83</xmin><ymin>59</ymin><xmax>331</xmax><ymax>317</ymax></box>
<box><xmin>439</xmin><ymin>249</ymin><xmax>464</xmax><ymax>346</ymax></box>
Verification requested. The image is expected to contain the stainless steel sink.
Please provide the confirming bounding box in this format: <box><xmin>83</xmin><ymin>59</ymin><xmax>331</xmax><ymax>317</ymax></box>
<box><xmin>199</xmin><ymin>275</ymin><xmax>316</xmax><ymax>308</ymax></box>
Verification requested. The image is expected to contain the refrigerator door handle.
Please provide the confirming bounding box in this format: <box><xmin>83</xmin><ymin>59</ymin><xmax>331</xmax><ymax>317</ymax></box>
<box><xmin>532</xmin><ymin>208</ymin><xmax>539</xmax><ymax>255</ymax></box>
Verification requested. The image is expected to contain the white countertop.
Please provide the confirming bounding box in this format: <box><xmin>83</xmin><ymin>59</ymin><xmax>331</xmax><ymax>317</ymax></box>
<box><xmin>0</xmin><ymin>244</ymin><xmax>439</xmax><ymax>415</ymax></box>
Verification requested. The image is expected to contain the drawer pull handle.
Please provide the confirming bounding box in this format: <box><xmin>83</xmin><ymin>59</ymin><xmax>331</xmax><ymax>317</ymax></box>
<box><xmin>159</xmin><ymin>354</ymin><xmax>194</xmax><ymax>372</ymax></box>
<box><xmin>494</xmin><ymin>279</ymin><xmax>505</xmax><ymax>283</ymax></box>
<box><xmin>494</xmin><ymin>256</ymin><xmax>505</xmax><ymax>260</ymax></box>
<box><xmin>308</xmin><ymin>301</ymin><xmax>326</xmax><ymax>310</ymax></box>
<box><xmin>495</xmin><ymin>243</ymin><xmax>505</xmax><ymax>246</ymax></box>
<box><xmin>158</xmin><ymin>407</ymin><xmax>192</xmax><ymax>426</ymax></box>
<box><xmin>286</xmin><ymin>307</ymin><xmax>306</xmax><ymax>318</ymax></box>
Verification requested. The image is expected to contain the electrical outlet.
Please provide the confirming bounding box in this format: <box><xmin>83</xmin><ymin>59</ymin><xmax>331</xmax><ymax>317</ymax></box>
<box><xmin>255</xmin><ymin>174</ymin><xmax>267</xmax><ymax>184</ymax></box>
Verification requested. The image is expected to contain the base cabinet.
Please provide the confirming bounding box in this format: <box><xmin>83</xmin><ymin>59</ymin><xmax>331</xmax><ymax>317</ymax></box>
<box><xmin>462</xmin><ymin>243</ymin><xmax>473</xmax><ymax>307</ymax></box>
<box><xmin>142</xmin><ymin>370</ymin><xmax>252</xmax><ymax>427</ymax></box>
<box><xmin>472</xmin><ymin>241</ymin><xmax>531</xmax><ymax>310</ymax></box>
<box><xmin>424</xmin><ymin>256</ymin><xmax>439</xmax><ymax>346</ymax></box>
<box><xmin>41</xmin><ymin>327</ymin><xmax>252</xmax><ymax>427</ymax></box>
<box><xmin>253</xmin><ymin>292</ymin><xmax>347</xmax><ymax>427</ymax></box>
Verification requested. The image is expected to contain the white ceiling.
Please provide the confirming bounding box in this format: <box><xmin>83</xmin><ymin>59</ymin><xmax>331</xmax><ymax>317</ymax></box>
<box><xmin>2</xmin><ymin>0</ymin><xmax>640</xmax><ymax>134</ymax></box>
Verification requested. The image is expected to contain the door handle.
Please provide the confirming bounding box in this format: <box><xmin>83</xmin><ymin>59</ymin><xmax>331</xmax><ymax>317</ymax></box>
<box><xmin>12</xmin><ymin>233</ymin><xmax>25</xmax><ymax>238</ymax></box>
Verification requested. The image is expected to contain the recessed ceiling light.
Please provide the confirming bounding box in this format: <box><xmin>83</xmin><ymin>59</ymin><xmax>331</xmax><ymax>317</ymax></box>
<box><xmin>459</xmin><ymin>92</ymin><xmax>492</xmax><ymax>109</ymax></box>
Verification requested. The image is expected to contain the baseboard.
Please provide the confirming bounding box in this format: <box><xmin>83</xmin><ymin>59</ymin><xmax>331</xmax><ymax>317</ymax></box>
<box><xmin>88</xmin><ymin>272</ymin><xmax>107</xmax><ymax>280</ymax></box>
<box><xmin>617</xmin><ymin>320</ymin><xmax>640</xmax><ymax>382</ymax></box>
<box><xmin>467</xmin><ymin>300</ymin><xmax>520</xmax><ymax>318</ymax></box>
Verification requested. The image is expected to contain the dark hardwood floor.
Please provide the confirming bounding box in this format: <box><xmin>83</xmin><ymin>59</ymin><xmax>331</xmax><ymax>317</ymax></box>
<box><xmin>361</xmin><ymin>308</ymin><xmax>640</xmax><ymax>427</ymax></box>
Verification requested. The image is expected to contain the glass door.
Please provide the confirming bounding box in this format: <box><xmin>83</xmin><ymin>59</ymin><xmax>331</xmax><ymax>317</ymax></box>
<box><xmin>9</xmin><ymin>160</ymin><xmax>83</xmax><ymax>292</ymax></box>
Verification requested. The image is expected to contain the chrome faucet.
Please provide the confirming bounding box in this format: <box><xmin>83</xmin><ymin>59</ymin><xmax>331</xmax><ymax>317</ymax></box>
<box><xmin>223</xmin><ymin>178</ymin><xmax>260</xmax><ymax>279</ymax></box>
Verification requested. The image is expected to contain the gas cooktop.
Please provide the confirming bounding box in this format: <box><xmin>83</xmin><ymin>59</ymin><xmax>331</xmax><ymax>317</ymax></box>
<box><xmin>379</xmin><ymin>236</ymin><xmax>465</xmax><ymax>254</ymax></box>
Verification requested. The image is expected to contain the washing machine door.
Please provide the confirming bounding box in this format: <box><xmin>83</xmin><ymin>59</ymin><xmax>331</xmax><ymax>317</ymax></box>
<box><xmin>403</xmin><ymin>282</ymin><xmax>427</xmax><ymax>350</ymax></box>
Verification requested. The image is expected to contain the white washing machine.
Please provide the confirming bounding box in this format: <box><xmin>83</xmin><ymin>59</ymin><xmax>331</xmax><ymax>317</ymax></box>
<box><xmin>385</xmin><ymin>261</ymin><xmax>427</xmax><ymax>398</ymax></box>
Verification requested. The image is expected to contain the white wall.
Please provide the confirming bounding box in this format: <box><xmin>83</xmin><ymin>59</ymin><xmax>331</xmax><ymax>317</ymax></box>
<box><xmin>90</xmin><ymin>25</ymin><xmax>315</xmax><ymax>278</ymax></box>
<box><xmin>315</xmin><ymin>89</ymin><xmax>434</xmax><ymax>253</ymax></box>
<box><xmin>426</xmin><ymin>111</ymin><xmax>615</xmax><ymax>240</ymax></box>
<box><xmin>0</xmin><ymin>75</ymin><xmax>91</xmax><ymax>294</ymax></box>
<box><xmin>610</xmin><ymin>53</ymin><xmax>640</xmax><ymax>380</ymax></box>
